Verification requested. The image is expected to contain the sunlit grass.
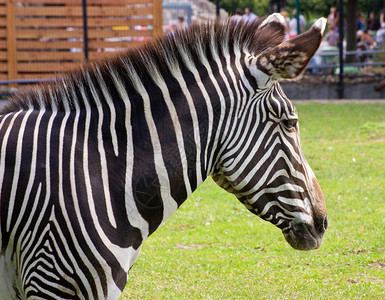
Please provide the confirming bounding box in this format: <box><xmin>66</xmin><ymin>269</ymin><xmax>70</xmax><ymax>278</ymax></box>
<box><xmin>121</xmin><ymin>103</ymin><xmax>385</xmax><ymax>299</ymax></box>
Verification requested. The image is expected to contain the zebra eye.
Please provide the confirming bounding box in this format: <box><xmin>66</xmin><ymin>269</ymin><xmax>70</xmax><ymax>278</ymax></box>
<box><xmin>282</xmin><ymin>119</ymin><xmax>297</xmax><ymax>130</ymax></box>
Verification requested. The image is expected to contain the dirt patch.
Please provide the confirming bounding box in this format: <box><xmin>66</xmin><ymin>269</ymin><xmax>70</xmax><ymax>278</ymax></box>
<box><xmin>348</xmin><ymin>278</ymin><xmax>385</xmax><ymax>284</ymax></box>
<box><xmin>175</xmin><ymin>243</ymin><xmax>211</xmax><ymax>250</ymax></box>
<box><xmin>369</xmin><ymin>262</ymin><xmax>385</xmax><ymax>269</ymax></box>
<box><xmin>172</xmin><ymin>224</ymin><xmax>194</xmax><ymax>232</ymax></box>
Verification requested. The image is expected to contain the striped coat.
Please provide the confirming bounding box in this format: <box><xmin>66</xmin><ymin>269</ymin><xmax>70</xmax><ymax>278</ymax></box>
<box><xmin>0</xmin><ymin>14</ymin><xmax>327</xmax><ymax>299</ymax></box>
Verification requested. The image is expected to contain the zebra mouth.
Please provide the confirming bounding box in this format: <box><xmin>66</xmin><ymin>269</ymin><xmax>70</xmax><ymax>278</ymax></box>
<box><xmin>282</xmin><ymin>221</ymin><xmax>324</xmax><ymax>251</ymax></box>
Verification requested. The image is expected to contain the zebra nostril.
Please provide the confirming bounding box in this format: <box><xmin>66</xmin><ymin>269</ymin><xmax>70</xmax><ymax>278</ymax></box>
<box><xmin>323</xmin><ymin>215</ymin><xmax>328</xmax><ymax>231</ymax></box>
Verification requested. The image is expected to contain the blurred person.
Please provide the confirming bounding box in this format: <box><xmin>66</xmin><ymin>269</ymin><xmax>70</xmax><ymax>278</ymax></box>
<box><xmin>327</xmin><ymin>7</ymin><xmax>338</xmax><ymax>29</ymax></box>
<box><xmin>289</xmin><ymin>9</ymin><xmax>306</xmax><ymax>38</ymax></box>
<box><xmin>376</xmin><ymin>23</ymin><xmax>385</xmax><ymax>46</ymax></box>
<box><xmin>243</xmin><ymin>7</ymin><xmax>257</xmax><ymax>23</ymax></box>
<box><xmin>358</xmin><ymin>29</ymin><xmax>374</xmax><ymax>47</ymax></box>
<box><xmin>367</xmin><ymin>12</ymin><xmax>380</xmax><ymax>32</ymax></box>
<box><xmin>357</xmin><ymin>28</ymin><xmax>374</xmax><ymax>61</ymax></box>
<box><xmin>176</xmin><ymin>16</ymin><xmax>188</xmax><ymax>30</ymax></box>
<box><xmin>280</xmin><ymin>11</ymin><xmax>290</xmax><ymax>41</ymax></box>
<box><xmin>167</xmin><ymin>17</ymin><xmax>187</xmax><ymax>36</ymax></box>
<box><xmin>325</xmin><ymin>25</ymin><xmax>339</xmax><ymax>46</ymax></box>
<box><xmin>232</xmin><ymin>8</ymin><xmax>243</xmax><ymax>22</ymax></box>
<box><xmin>357</xmin><ymin>28</ymin><xmax>374</xmax><ymax>62</ymax></box>
<box><xmin>356</xmin><ymin>12</ymin><xmax>365</xmax><ymax>31</ymax></box>
<box><xmin>280</xmin><ymin>10</ymin><xmax>290</xmax><ymax>26</ymax></box>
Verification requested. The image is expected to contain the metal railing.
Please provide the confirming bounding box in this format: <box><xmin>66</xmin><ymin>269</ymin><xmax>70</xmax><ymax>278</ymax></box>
<box><xmin>307</xmin><ymin>49</ymin><xmax>385</xmax><ymax>69</ymax></box>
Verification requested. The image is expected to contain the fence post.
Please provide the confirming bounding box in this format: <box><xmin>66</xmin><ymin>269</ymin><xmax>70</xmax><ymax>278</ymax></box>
<box><xmin>153</xmin><ymin>0</ymin><xmax>163</xmax><ymax>37</ymax></box>
<box><xmin>82</xmin><ymin>0</ymin><xmax>89</xmax><ymax>60</ymax></box>
<box><xmin>338</xmin><ymin>0</ymin><xmax>344</xmax><ymax>99</ymax></box>
<box><xmin>6</xmin><ymin>0</ymin><xmax>17</xmax><ymax>82</ymax></box>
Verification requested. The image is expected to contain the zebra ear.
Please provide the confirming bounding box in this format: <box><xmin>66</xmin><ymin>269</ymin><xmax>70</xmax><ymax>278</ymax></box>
<box><xmin>255</xmin><ymin>17</ymin><xmax>326</xmax><ymax>80</ymax></box>
<box><xmin>252</xmin><ymin>13</ymin><xmax>287</xmax><ymax>51</ymax></box>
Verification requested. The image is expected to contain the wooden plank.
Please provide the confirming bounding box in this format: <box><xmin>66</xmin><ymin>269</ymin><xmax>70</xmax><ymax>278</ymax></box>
<box><xmin>88</xmin><ymin>51</ymin><xmax>128</xmax><ymax>60</ymax></box>
<box><xmin>17</xmin><ymin>62</ymin><xmax>80</xmax><ymax>72</ymax></box>
<box><xmin>6</xmin><ymin>0</ymin><xmax>17</xmax><ymax>80</ymax></box>
<box><xmin>5</xmin><ymin>0</ymin><xmax>162</xmax><ymax>82</ymax></box>
<box><xmin>87</xmin><ymin>0</ymin><xmax>153</xmax><ymax>4</ymax></box>
<box><xmin>15</xmin><ymin>17</ymin><xmax>83</xmax><ymax>28</ymax></box>
<box><xmin>17</xmin><ymin>51</ymin><xmax>84</xmax><ymax>61</ymax></box>
<box><xmin>88</xmin><ymin>40</ymin><xmax>144</xmax><ymax>49</ymax></box>
<box><xmin>16</xmin><ymin>28</ymin><xmax>153</xmax><ymax>39</ymax></box>
<box><xmin>16</xmin><ymin>29</ymin><xmax>84</xmax><ymax>39</ymax></box>
<box><xmin>0</xmin><ymin>63</ymin><xmax>9</xmax><ymax>72</ymax></box>
<box><xmin>15</xmin><ymin>6</ymin><xmax>153</xmax><ymax>17</ymax></box>
<box><xmin>89</xmin><ymin>17</ymin><xmax>153</xmax><ymax>28</ymax></box>
<box><xmin>15</xmin><ymin>40</ymin><xmax>145</xmax><ymax>52</ymax></box>
<box><xmin>14</xmin><ymin>0</ymin><xmax>153</xmax><ymax>5</ymax></box>
<box><xmin>16</xmin><ymin>50</ymin><xmax>141</xmax><ymax>66</ymax></box>
<box><xmin>16</xmin><ymin>40</ymin><xmax>85</xmax><ymax>50</ymax></box>
<box><xmin>15</xmin><ymin>16</ymin><xmax>153</xmax><ymax>28</ymax></box>
<box><xmin>17</xmin><ymin>73</ymin><xmax>63</xmax><ymax>80</ymax></box>
<box><xmin>87</xmin><ymin>29</ymin><xmax>153</xmax><ymax>38</ymax></box>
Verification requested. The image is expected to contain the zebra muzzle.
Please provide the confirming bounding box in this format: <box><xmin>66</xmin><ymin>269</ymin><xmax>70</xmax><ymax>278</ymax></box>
<box><xmin>282</xmin><ymin>216</ymin><xmax>327</xmax><ymax>251</ymax></box>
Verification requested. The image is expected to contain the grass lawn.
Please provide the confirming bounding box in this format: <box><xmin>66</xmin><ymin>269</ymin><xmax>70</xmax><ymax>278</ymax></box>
<box><xmin>121</xmin><ymin>102</ymin><xmax>385</xmax><ymax>299</ymax></box>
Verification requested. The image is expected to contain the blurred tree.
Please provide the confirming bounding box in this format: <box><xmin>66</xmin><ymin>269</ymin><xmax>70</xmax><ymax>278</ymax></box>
<box><xmin>346</xmin><ymin>0</ymin><xmax>357</xmax><ymax>63</ymax></box>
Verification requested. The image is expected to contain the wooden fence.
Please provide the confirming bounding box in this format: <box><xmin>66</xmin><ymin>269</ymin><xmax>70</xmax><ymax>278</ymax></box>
<box><xmin>0</xmin><ymin>0</ymin><xmax>163</xmax><ymax>81</ymax></box>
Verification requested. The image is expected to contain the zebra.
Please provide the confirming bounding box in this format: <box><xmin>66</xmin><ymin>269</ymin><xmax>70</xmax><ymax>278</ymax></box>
<box><xmin>0</xmin><ymin>13</ymin><xmax>327</xmax><ymax>299</ymax></box>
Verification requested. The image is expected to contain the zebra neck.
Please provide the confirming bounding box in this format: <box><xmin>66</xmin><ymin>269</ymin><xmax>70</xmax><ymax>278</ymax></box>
<box><xmin>58</xmin><ymin>49</ymin><xmax>229</xmax><ymax>238</ymax></box>
<box><xmin>124</xmin><ymin>85</ymin><xmax>222</xmax><ymax>237</ymax></box>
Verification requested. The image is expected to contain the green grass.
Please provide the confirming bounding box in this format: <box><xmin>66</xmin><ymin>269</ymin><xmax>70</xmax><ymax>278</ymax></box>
<box><xmin>121</xmin><ymin>103</ymin><xmax>385</xmax><ymax>299</ymax></box>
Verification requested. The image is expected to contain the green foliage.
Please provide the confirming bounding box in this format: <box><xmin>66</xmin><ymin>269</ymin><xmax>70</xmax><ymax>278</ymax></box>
<box><xmin>374</xmin><ymin>46</ymin><xmax>385</xmax><ymax>62</ymax></box>
<box><xmin>286</xmin><ymin>0</ymin><xmax>337</xmax><ymax>19</ymax></box>
<box><xmin>121</xmin><ymin>102</ymin><xmax>385</xmax><ymax>299</ymax></box>
<box><xmin>358</xmin><ymin>0</ymin><xmax>384</xmax><ymax>16</ymax></box>
<box><xmin>220</xmin><ymin>0</ymin><xmax>270</xmax><ymax>17</ymax></box>
<box><xmin>285</xmin><ymin>0</ymin><xmax>384</xmax><ymax>19</ymax></box>
<box><xmin>251</xmin><ymin>0</ymin><xmax>271</xmax><ymax>17</ymax></box>
<box><xmin>219</xmin><ymin>0</ymin><xmax>384</xmax><ymax>19</ymax></box>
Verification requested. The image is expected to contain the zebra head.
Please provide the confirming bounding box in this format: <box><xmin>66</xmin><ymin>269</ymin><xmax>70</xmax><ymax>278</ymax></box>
<box><xmin>212</xmin><ymin>15</ymin><xmax>327</xmax><ymax>250</ymax></box>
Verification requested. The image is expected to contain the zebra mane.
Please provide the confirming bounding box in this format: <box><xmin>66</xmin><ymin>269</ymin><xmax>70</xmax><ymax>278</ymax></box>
<box><xmin>1</xmin><ymin>17</ymin><xmax>286</xmax><ymax>114</ymax></box>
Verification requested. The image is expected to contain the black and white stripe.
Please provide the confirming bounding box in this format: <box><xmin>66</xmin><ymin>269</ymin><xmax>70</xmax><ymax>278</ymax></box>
<box><xmin>0</xmin><ymin>14</ymin><xmax>327</xmax><ymax>299</ymax></box>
